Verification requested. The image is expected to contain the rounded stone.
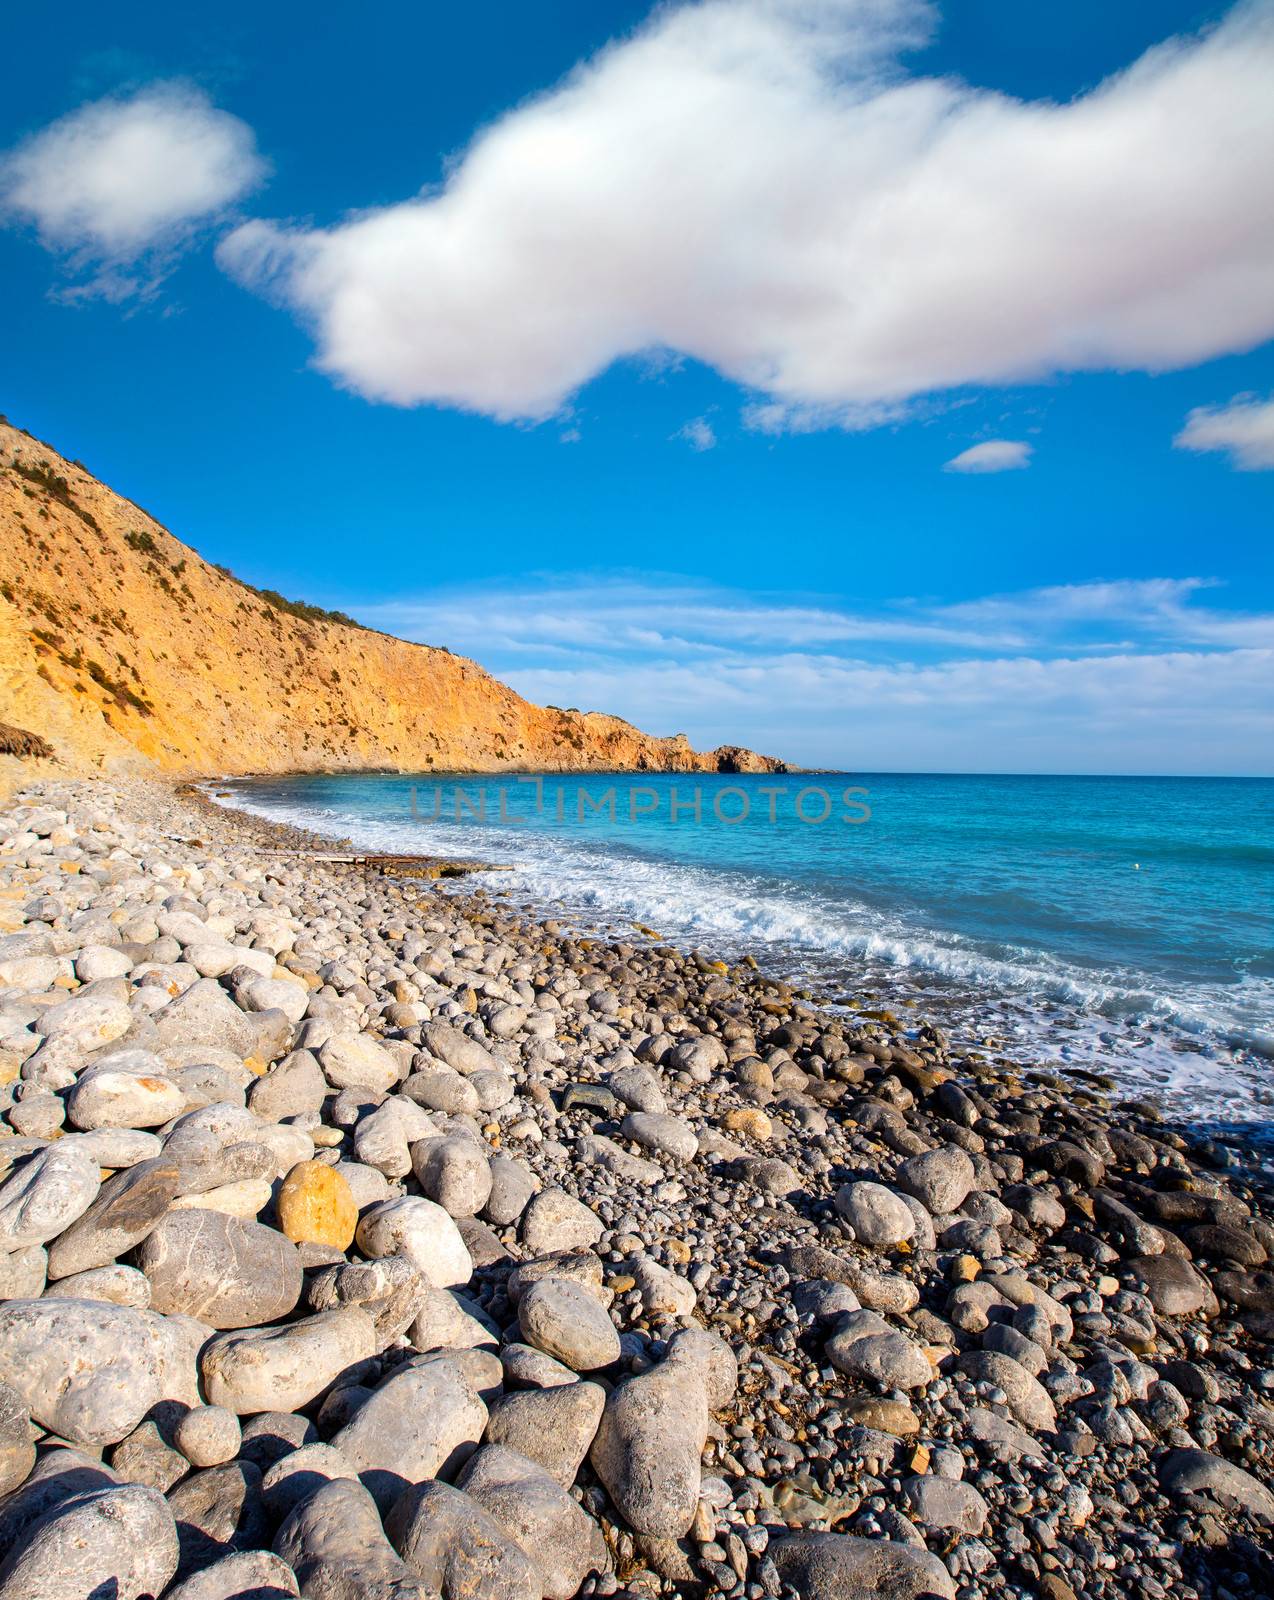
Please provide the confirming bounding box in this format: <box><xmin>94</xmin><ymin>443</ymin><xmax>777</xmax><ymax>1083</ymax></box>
<box><xmin>162</xmin><ymin>1549</ymin><xmax>301</xmax><ymax>1600</ymax></box>
<box><xmin>43</xmin><ymin>1263</ymin><xmax>152</xmax><ymax>1308</ymax></box>
<box><xmin>620</xmin><ymin>1111</ymin><xmax>698</xmax><ymax>1162</ymax></box>
<box><xmin>0</xmin><ymin>1142</ymin><xmax>101</xmax><ymax>1250</ymax></box>
<box><xmin>385</xmin><ymin>1479</ymin><xmax>540</xmax><ymax>1600</ymax></box>
<box><xmin>318</xmin><ymin>1032</ymin><xmax>400</xmax><ymax>1093</ymax></box>
<box><xmin>261</xmin><ymin>1441</ymin><xmax>358</xmax><ymax>1519</ymax></box>
<box><xmin>589</xmin><ymin>1348</ymin><xmax>710</xmax><ymax>1538</ymax></box>
<box><xmin>275</xmin><ymin>1160</ymin><xmax>358</xmax><ymax>1249</ymax></box>
<box><xmin>408</xmin><ymin>1284</ymin><xmax>499</xmax><ymax>1353</ymax></box>
<box><xmin>167</xmin><ymin>1459</ymin><xmax>270</xmax><ymax>1578</ymax></box>
<box><xmin>45</xmin><ymin>1156</ymin><xmax>181</xmax><ymax>1281</ymax></box>
<box><xmin>66</xmin><ymin>1053</ymin><xmax>186</xmax><ymax>1131</ymax></box>
<box><xmin>332</xmin><ymin>1357</ymin><xmax>489</xmax><ymax>1511</ymax></box>
<box><xmin>109</xmin><ymin>1418</ymin><xmax>189</xmax><ymax>1493</ymax></box>
<box><xmin>273</xmin><ymin>1476</ymin><xmax>422</xmax><ymax>1594</ymax></box>
<box><xmin>903</xmin><ymin>1474</ymin><xmax>990</xmax><ymax>1534</ymax></box>
<box><xmin>0</xmin><ymin>1298</ymin><xmax>164</xmax><ymax>1446</ymax></box>
<box><xmin>458</xmin><ymin>1445</ymin><xmax>607</xmax><ymax>1600</ymax></box>
<box><xmin>413</xmin><ymin>1135</ymin><xmax>493</xmax><ymax>1219</ymax></box>
<box><xmin>0</xmin><ymin>1481</ymin><xmax>179</xmax><ymax>1600</ymax></box>
<box><xmin>484</xmin><ymin>1382</ymin><xmax>606</xmax><ymax>1487</ymax></box>
<box><xmin>0</xmin><ymin>1378</ymin><xmax>35</xmax><ymax>1496</ymax></box>
<box><xmin>403</xmin><ymin>1067</ymin><xmax>481</xmax><ymax>1116</ymax></box>
<box><xmin>135</xmin><ymin>1209</ymin><xmax>303</xmax><ymax>1329</ymax></box>
<box><xmin>833</xmin><ymin>1181</ymin><xmax>916</xmax><ymax>1248</ymax></box>
<box><xmin>356</xmin><ymin>1196</ymin><xmax>472</xmax><ymax>1288</ymax></box>
<box><xmin>238</xmin><ymin>1410</ymin><xmax>320</xmax><ymax>1471</ymax></box>
<box><xmin>520</xmin><ymin>1188</ymin><xmax>604</xmax><ymax>1255</ymax></box>
<box><xmin>770</xmin><ymin>1533</ymin><xmax>956</xmax><ymax>1600</ymax></box>
<box><xmin>518</xmin><ymin>1277</ymin><xmax>621</xmax><ymax>1372</ymax></box>
<box><xmin>0</xmin><ymin>1245</ymin><xmax>47</xmax><ymax>1300</ymax></box>
<box><xmin>483</xmin><ymin>1155</ymin><xmax>536</xmax><ymax>1226</ymax></box>
<box><xmin>171</xmin><ymin>1178</ymin><xmax>273</xmax><ymax>1222</ymax></box>
<box><xmin>896</xmin><ymin>1145</ymin><xmax>977</xmax><ymax>1214</ymax></box>
<box><xmin>826</xmin><ymin>1321</ymin><xmax>933</xmax><ymax>1391</ymax></box>
<box><xmin>175</xmin><ymin>1405</ymin><xmax>243</xmax><ymax>1468</ymax></box>
<box><xmin>307</xmin><ymin>1254</ymin><xmax>429</xmax><ymax>1346</ymax></box>
<box><xmin>36</xmin><ymin>985</ymin><xmax>132</xmax><ymax>1049</ymax></box>
<box><xmin>200</xmin><ymin>1308</ymin><xmax>378</xmax><ymax>1415</ymax></box>
<box><xmin>1122</xmin><ymin>1253</ymin><xmax>1220</xmax><ymax>1317</ymax></box>
<box><xmin>501</xmin><ymin>1343</ymin><xmax>581</xmax><ymax>1391</ymax></box>
<box><xmin>845</xmin><ymin>1396</ymin><xmax>920</xmax><ymax>1437</ymax></box>
<box><xmin>723</xmin><ymin>1105</ymin><xmax>773</xmax><ymax>1139</ymax></box>
<box><xmin>1158</xmin><ymin>1447</ymin><xmax>1274</xmax><ymax>1523</ymax></box>
<box><xmin>959</xmin><ymin>1350</ymin><xmax>1056</xmax><ymax>1431</ymax></box>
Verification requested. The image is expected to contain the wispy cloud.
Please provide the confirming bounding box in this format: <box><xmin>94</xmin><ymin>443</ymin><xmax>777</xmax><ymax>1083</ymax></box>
<box><xmin>367</xmin><ymin>578</ymin><xmax>1023</xmax><ymax>657</ymax></box>
<box><xmin>1174</xmin><ymin>393</ymin><xmax>1274</xmax><ymax>470</ymax></box>
<box><xmin>354</xmin><ymin>573</ymin><xmax>1274</xmax><ymax>771</ymax></box>
<box><xmin>676</xmin><ymin>417</ymin><xmax>717</xmax><ymax>451</ymax></box>
<box><xmin>369</xmin><ymin>574</ymin><xmax>1273</xmax><ymax>659</ymax></box>
<box><xmin>503</xmin><ymin>645</ymin><xmax>1273</xmax><ymax>773</ymax></box>
<box><xmin>2</xmin><ymin>81</ymin><xmax>267</xmax><ymax>299</ymax></box>
<box><xmin>944</xmin><ymin>440</ymin><xmax>1032</xmax><ymax>474</ymax></box>
<box><xmin>221</xmin><ymin>0</ymin><xmax>1274</xmax><ymax>427</ymax></box>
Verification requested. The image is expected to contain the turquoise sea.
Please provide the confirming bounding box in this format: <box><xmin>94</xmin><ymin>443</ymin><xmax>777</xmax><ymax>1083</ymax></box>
<box><xmin>217</xmin><ymin>772</ymin><xmax>1274</xmax><ymax>1128</ymax></box>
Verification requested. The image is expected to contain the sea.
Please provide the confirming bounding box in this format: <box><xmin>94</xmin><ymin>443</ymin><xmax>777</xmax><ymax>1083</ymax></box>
<box><xmin>212</xmin><ymin>771</ymin><xmax>1274</xmax><ymax>1142</ymax></box>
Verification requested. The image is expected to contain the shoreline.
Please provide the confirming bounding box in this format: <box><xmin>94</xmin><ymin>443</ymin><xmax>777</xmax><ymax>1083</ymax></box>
<box><xmin>190</xmin><ymin>766</ymin><xmax>1274</xmax><ymax>1234</ymax></box>
<box><xmin>208</xmin><ymin>771</ymin><xmax>1274</xmax><ymax>1153</ymax></box>
<box><xmin>0</xmin><ymin>771</ymin><xmax>1271</xmax><ymax>1599</ymax></box>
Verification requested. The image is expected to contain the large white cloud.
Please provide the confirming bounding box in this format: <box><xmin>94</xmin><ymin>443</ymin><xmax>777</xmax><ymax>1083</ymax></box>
<box><xmin>219</xmin><ymin>0</ymin><xmax>1274</xmax><ymax>424</ymax></box>
<box><xmin>1174</xmin><ymin>394</ymin><xmax>1274</xmax><ymax>470</ymax></box>
<box><xmin>2</xmin><ymin>82</ymin><xmax>267</xmax><ymax>294</ymax></box>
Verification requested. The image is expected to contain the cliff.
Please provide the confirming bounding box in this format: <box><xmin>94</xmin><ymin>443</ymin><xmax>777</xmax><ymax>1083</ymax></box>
<box><xmin>0</xmin><ymin>419</ymin><xmax>786</xmax><ymax>777</ymax></box>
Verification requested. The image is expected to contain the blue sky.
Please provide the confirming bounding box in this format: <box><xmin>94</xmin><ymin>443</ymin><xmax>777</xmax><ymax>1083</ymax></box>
<box><xmin>2</xmin><ymin>0</ymin><xmax>1272</xmax><ymax>773</ymax></box>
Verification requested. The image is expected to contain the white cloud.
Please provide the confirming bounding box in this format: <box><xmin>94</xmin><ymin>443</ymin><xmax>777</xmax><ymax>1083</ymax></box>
<box><xmin>676</xmin><ymin>417</ymin><xmax>717</xmax><ymax>451</ymax></box>
<box><xmin>504</xmin><ymin>646</ymin><xmax>1273</xmax><ymax>774</ymax></box>
<box><xmin>944</xmin><ymin>439</ymin><xmax>1032</xmax><ymax>473</ymax></box>
<box><xmin>351</xmin><ymin>572</ymin><xmax>1274</xmax><ymax>771</ymax></box>
<box><xmin>2</xmin><ymin>82</ymin><xmax>267</xmax><ymax>295</ymax></box>
<box><xmin>220</xmin><ymin>0</ymin><xmax>1274</xmax><ymax>425</ymax></box>
<box><xmin>366</xmin><ymin>577</ymin><xmax>1021</xmax><ymax>656</ymax></box>
<box><xmin>368</xmin><ymin>573</ymin><xmax>1274</xmax><ymax>661</ymax></box>
<box><xmin>1174</xmin><ymin>393</ymin><xmax>1274</xmax><ymax>470</ymax></box>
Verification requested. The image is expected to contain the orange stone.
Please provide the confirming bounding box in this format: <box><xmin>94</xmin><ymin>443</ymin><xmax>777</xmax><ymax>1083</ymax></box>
<box><xmin>723</xmin><ymin>1107</ymin><xmax>773</xmax><ymax>1140</ymax></box>
<box><xmin>276</xmin><ymin>1160</ymin><xmax>357</xmax><ymax>1249</ymax></box>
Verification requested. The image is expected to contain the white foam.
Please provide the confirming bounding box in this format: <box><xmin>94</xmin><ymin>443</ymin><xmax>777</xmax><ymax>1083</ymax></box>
<box><xmin>211</xmin><ymin>782</ymin><xmax>1274</xmax><ymax>1123</ymax></box>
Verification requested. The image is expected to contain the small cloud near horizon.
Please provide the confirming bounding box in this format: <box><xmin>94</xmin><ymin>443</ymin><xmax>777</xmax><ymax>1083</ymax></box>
<box><xmin>676</xmin><ymin>417</ymin><xmax>717</xmax><ymax>452</ymax></box>
<box><xmin>944</xmin><ymin>439</ymin><xmax>1033</xmax><ymax>474</ymax></box>
<box><xmin>1174</xmin><ymin>393</ymin><xmax>1274</xmax><ymax>471</ymax></box>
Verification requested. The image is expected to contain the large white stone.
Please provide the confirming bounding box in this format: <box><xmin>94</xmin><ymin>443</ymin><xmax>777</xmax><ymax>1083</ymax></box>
<box><xmin>201</xmin><ymin>1308</ymin><xmax>377</xmax><ymax>1414</ymax></box>
<box><xmin>355</xmin><ymin>1197</ymin><xmax>472</xmax><ymax>1288</ymax></box>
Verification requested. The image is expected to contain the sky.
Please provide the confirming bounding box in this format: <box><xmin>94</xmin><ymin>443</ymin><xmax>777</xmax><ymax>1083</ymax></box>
<box><xmin>1</xmin><ymin>0</ymin><xmax>1272</xmax><ymax>775</ymax></box>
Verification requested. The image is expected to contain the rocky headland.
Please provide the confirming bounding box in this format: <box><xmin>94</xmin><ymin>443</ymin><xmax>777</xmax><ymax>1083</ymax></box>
<box><xmin>0</xmin><ymin>418</ymin><xmax>783</xmax><ymax>779</ymax></box>
<box><xmin>0</xmin><ymin>775</ymin><xmax>1270</xmax><ymax>1600</ymax></box>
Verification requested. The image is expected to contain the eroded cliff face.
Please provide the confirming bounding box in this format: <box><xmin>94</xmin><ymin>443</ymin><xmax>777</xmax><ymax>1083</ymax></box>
<box><xmin>0</xmin><ymin>421</ymin><xmax>785</xmax><ymax>778</ymax></box>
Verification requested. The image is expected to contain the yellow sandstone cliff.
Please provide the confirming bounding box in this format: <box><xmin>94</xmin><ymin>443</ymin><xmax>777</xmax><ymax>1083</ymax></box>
<box><xmin>0</xmin><ymin>419</ymin><xmax>784</xmax><ymax>778</ymax></box>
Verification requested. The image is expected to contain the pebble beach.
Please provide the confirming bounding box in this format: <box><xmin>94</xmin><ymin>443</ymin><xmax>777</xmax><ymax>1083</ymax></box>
<box><xmin>0</xmin><ymin>773</ymin><xmax>1271</xmax><ymax>1600</ymax></box>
